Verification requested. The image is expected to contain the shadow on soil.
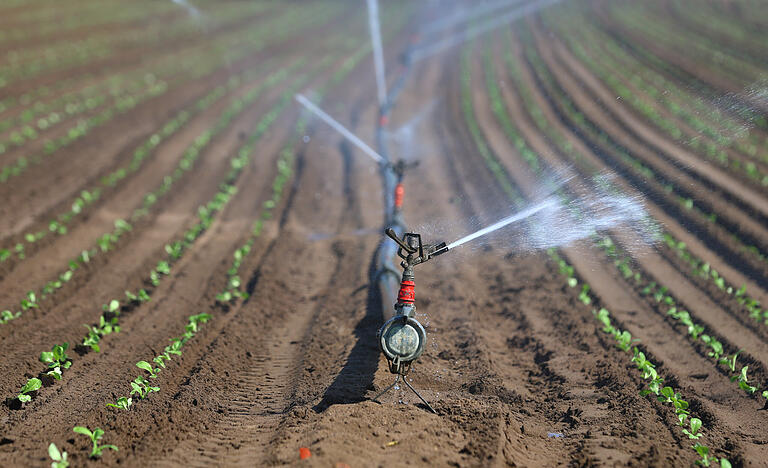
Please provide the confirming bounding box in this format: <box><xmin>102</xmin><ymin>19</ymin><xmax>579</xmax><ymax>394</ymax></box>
<box><xmin>314</xmin><ymin>245</ymin><xmax>384</xmax><ymax>412</ymax></box>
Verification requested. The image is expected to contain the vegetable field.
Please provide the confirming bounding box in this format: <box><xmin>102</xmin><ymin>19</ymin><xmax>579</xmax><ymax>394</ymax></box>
<box><xmin>0</xmin><ymin>0</ymin><xmax>766</xmax><ymax>466</ymax></box>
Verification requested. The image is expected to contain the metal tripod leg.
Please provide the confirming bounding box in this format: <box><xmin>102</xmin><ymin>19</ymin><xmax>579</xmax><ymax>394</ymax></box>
<box><xmin>403</xmin><ymin>378</ymin><xmax>437</xmax><ymax>414</ymax></box>
<box><xmin>372</xmin><ymin>375</ymin><xmax>400</xmax><ymax>403</ymax></box>
<box><xmin>371</xmin><ymin>375</ymin><xmax>437</xmax><ymax>414</ymax></box>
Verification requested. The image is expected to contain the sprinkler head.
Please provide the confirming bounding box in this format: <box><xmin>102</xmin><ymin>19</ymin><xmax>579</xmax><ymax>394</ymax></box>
<box><xmin>378</xmin><ymin>314</ymin><xmax>426</xmax><ymax>374</ymax></box>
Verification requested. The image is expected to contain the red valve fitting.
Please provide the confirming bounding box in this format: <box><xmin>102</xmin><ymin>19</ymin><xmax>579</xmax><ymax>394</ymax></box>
<box><xmin>397</xmin><ymin>279</ymin><xmax>415</xmax><ymax>304</ymax></box>
<box><xmin>394</xmin><ymin>182</ymin><xmax>404</xmax><ymax>208</ymax></box>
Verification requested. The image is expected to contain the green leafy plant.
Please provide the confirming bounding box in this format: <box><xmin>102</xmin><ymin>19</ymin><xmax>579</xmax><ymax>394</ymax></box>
<box><xmin>18</xmin><ymin>377</ymin><xmax>41</xmax><ymax>403</ymax></box>
<box><xmin>48</xmin><ymin>443</ymin><xmax>69</xmax><ymax>468</ymax></box>
<box><xmin>730</xmin><ymin>366</ymin><xmax>758</xmax><ymax>394</ymax></box>
<box><xmin>578</xmin><ymin>284</ymin><xmax>591</xmax><ymax>305</ymax></box>
<box><xmin>106</xmin><ymin>396</ymin><xmax>132</xmax><ymax>410</ymax></box>
<box><xmin>103</xmin><ymin>299</ymin><xmax>120</xmax><ymax>314</ymax></box>
<box><xmin>130</xmin><ymin>376</ymin><xmax>159</xmax><ymax>400</ymax></box>
<box><xmin>718</xmin><ymin>350</ymin><xmax>742</xmax><ymax>373</ymax></box>
<box><xmin>40</xmin><ymin>343</ymin><xmax>72</xmax><ymax>380</ymax></box>
<box><xmin>682</xmin><ymin>417</ymin><xmax>703</xmax><ymax>439</ymax></box>
<box><xmin>136</xmin><ymin>360</ymin><xmax>159</xmax><ymax>378</ymax></box>
<box><xmin>73</xmin><ymin>426</ymin><xmax>117</xmax><ymax>458</ymax></box>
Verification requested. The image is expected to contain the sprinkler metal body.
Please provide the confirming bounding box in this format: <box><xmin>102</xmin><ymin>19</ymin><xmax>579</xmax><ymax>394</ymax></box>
<box><xmin>373</xmin><ymin>228</ymin><xmax>447</xmax><ymax>413</ymax></box>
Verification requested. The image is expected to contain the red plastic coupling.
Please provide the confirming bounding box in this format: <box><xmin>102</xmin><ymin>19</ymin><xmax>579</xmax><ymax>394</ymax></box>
<box><xmin>394</xmin><ymin>183</ymin><xmax>404</xmax><ymax>208</ymax></box>
<box><xmin>397</xmin><ymin>280</ymin><xmax>415</xmax><ymax>304</ymax></box>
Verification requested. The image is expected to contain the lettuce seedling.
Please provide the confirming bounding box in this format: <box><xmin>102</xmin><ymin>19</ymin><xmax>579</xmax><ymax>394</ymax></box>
<box><xmin>136</xmin><ymin>361</ymin><xmax>159</xmax><ymax>378</ymax></box>
<box><xmin>20</xmin><ymin>291</ymin><xmax>39</xmax><ymax>310</ymax></box>
<box><xmin>48</xmin><ymin>443</ymin><xmax>69</xmax><ymax>468</ymax></box>
<box><xmin>106</xmin><ymin>397</ymin><xmax>132</xmax><ymax>410</ymax></box>
<box><xmin>578</xmin><ymin>284</ymin><xmax>591</xmax><ymax>305</ymax></box>
<box><xmin>153</xmin><ymin>355</ymin><xmax>169</xmax><ymax>368</ymax></box>
<box><xmin>18</xmin><ymin>377</ymin><xmax>42</xmax><ymax>403</ymax></box>
<box><xmin>682</xmin><ymin>417</ymin><xmax>703</xmax><ymax>439</ymax></box>
<box><xmin>130</xmin><ymin>376</ymin><xmax>159</xmax><ymax>399</ymax></box>
<box><xmin>693</xmin><ymin>443</ymin><xmax>715</xmax><ymax>466</ymax></box>
<box><xmin>102</xmin><ymin>300</ymin><xmax>120</xmax><ymax>314</ymax></box>
<box><xmin>156</xmin><ymin>261</ymin><xmax>170</xmax><ymax>275</ymax></box>
<box><xmin>730</xmin><ymin>366</ymin><xmax>758</xmax><ymax>394</ymax></box>
<box><xmin>138</xmin><ymin>289</ymin><xmax>150</xmax><ymax>302</ymax></box>
<box><xmin>1</xmin><ymin>309</ymin><xmax>21</xmax><ymax>323</ymax></box>
<box><xmin>73</xmin><ymin>426</ymin><xmax>118</xmax><ymax>458</ymax></box>
<box><xmin>40</xmin><ymin>343</ymin><xmax>72</xmax><ymax>380</ymax></box>
<box><xmin>614</xmin><ymin>330</ymin><xmax>636</xmax><ymax>352</ymax></box>
<box><xmin>718</xmin><ymin>350</ymin><xmax>741</xmax><ymax>373</ymax></box>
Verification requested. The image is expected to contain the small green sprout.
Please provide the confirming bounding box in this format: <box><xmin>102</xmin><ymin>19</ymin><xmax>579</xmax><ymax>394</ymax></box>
<box><xmin>130</xmin><ymin>376</ymin><xmax>159</xmax><ymax>399</ymax></box>
<box><xmin>718</xmin><ymin>350</ymin><xmax>742</xmax><ymax>373</ymax></box>
<box><xmin>73</xmin><ymin>426</ymin><xmax>118</xmax><ymax>458</ymax></box>
<box><xmin>156</xmin><ymin>261</ymin><xmax>170</xmax><ymax>275</ymax></box>
<box><xmin>21</xmin><ymin>291</ymin><xmax>39</xmax><ymax>310</ymax></box>
<box><xmin>1</xmin><ymin>309</ymin><xmax>21</xmax><ymax>323</ymax></box>
<box><xmin>103</xmin><ymin>300</ymin><xmax>120</xmax><ymax>314</ymax></box>
<box><xmin>48</xmin><ymin>443</ymin><xmax>69</xmax><ymax>468</ymax></box>
<box><xmin>138</xmin><ymin>289</ymin><xmax>150</xmax><ymax>302</ymax></box>
<box><xmin>136</xmin><ymin>361</ymin><xmax>159</xmax><ymax>378</ymax></box>
<box><xmin>106</xmin><ymin>397</ymin><xmax>132</xmax><ymax>410</ymax></box>
<box><xmin>730</xmin><ymin>366</ymin><xmax>758</xmax><ymax>394</ymax></box>
<box><xmin>682</xmin><ymin>417</ymin><xmax>703</xmax><ymax>439</ymax></box>
<box><xmin>153</xmin><ymin>355</ymin><xmax>169</xmax><ymax>368</ymax></box>
<box><xmin>125</xmin><ymin>290</ymin><xmax>138</xmax><ymax>302</ymax></box>
<box><xmin>216</xmin><ymin>291</ymin><xmax>233</xmax><ymax>302</ymax></box>
<box><xmin>40</xmin><ymin>343</ymin><xmax>72</xmax><ymax>380</ymax></box>
<box><xmin>578</xmin><ymin>284</ymin><xmax>591</xmax><ymax>305</ymax></box>
<box><xmin>18</xmin><ymin>377</ymin><xmax>42</xmax><ymax>403</ymax></box>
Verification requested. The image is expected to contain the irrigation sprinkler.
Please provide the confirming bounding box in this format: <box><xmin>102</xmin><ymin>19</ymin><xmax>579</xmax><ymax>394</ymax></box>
<box><xmin>373</xmin><ymin>228</ymin><xmax>447</xmax><ymax>413</ymax></box>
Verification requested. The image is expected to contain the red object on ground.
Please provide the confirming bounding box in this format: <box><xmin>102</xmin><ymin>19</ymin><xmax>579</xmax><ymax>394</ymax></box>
<box><xmin>300</xmin><ymin>447</ymin><xmax>311</xmax><ymax>460</ymax></box>
<box><xmin>394</xmin><ymin>183</ymin><xmax>404</xmax><ymax>208</ymax></box>
<box><xmin>397</xmin><ymin>279</ymin><xmax>415</xmax><ymax>304</ymax></box>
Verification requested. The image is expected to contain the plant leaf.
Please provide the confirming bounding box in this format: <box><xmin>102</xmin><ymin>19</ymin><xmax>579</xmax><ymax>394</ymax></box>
<box><xmin>73</xmin><ymin>426</ymin><xmax>92</xmax><ymax>438</ymax></box>
<box><xmin>48</xmin><ymin>443</ymin><xmax>62</xmax><ymax>461</ymax></box>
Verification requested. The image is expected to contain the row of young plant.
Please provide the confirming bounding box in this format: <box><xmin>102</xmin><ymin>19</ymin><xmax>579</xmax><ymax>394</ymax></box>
<box><xmin>508</xmin><ymin>23</ymin><xmax>768</xmax><ymax>313</ymax></box>
<box><xmin>606</xmin><ymin>2</ymin><xmax>765</xmax><ymax>80</ymax></box>
<box><xmin>662</xmin><ymin>235</ymin><xmax>767</xmax><ymax>325</ymax></box>
<box><xmin>543</xmin><ymin>11</ymin><xmax>768</xmax><ymax>186</ymax></box>
<box><xmin>481</xmin><ymin>27</ymin><xmax>768</xmax><ymax>408</ymax></box>
<box><xmin>548</xmin><ymin>251</ymin><xmax>732</xmax><ymax>467</ymax></box>
<box><xmin>463</xmin><ymin>38</ymin><xmax>731</xmax><ymax>466</ymax></box>
<box><xmin>549</xmin><ymin>10</ymin><xmax>768</xmax><ymax>167</ymax></box>
<box><xmin>485</xmin><ymin>28</ymin><xmax>768</xmax><ymax>402</ymax></box>
<box><xmin>42</xmin><ymin>33</ymin><xmax>380</xmax><ymax>465</ymax></box>
<box><xmin>10</xmin><ymin>49</ymin><xmax>346</xmax><ymax>404</ymax></box>
<box><xmin>596</xmin><ymin>236</ymin><xmax>768</xmax><ymax>404</ymax></box>
<box><xmin>45</xmin><ymin>313</ymin><xmax>209</xmax><ymax>466</ymax></box>
<box><xmin>0</xmin><ymin>0</ymin><xmax>177</xmax><ymax>45</ymax></box>
<box><xmin>49</xmin><ymin>425</ymin><xmax>119</xmax><ymax>468</ymax></box>
<box><xmin>591</xmin><ymin>7</ymin><xmax>768</xmax><ymax>133</ymax></box>
<box><xmin>0</xmin><ymin>59</ymin><xmax>308</xmax><ymax>326</ymax></box>
<box><xmin>666</xmin><ymin>0</ymin><xmax>768</xmax><ymax>57</ymax></box>
<box><xmin>0</xmin><ymin>1</ymin><xmax>274</xmax><ymax>89</ymax></box>
<box><xmin>478</xmin><ymin>33</ymin><xmax>767</xmax><ymax>403</ymax></box>
<box><xmin>0</xmin><ymin>58</ymin><xmax>287</xmax><ymax>269</ymax></box>
<box><xmin>0</xmin><ymin>0</ymin><xmax>345</xmax><ymax>184</ymax></box>
<box><xmin>0</xmin><ymin>73</ymin><xmax>171</xmax><ymax>158</ymax></box>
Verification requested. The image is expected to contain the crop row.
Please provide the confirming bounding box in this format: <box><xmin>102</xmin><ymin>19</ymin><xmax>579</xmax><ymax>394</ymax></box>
<box><xmin>0</xmin><ymin>57</ymin><xmax>290</xmax><ymax>270</ymax></box>
<box><xmin>597</xmin><ymin>236</ymin><xmax>767</xmax><ymax>403</ymax></box>
<box><xmin>592</xmin><ymin>8</ymin><xmax>767</xmax><ymax>132</ymax></box>
<box><xmin>0</xmin><ymin>2</ymin><xmax>274</xmax><ymax>89</ymax></box>
<box><xmin>0</xmin><ymin>58</ymin><xmax>310</xmax><ymax>327</ymax></box>
<box><xmin>547</xmin><ymin>251</ymin><xmax>732</xmax><ymax>467</ymax></box>
<box><xmin>34</xmin><ymin>27</ymin><xmax>379</xmax><ymax>464</ymax></box>
<box><xmin>8</xmin><ymin>38</ymin><xmax>359</xmax><ymax>403</ymax></box>
<box><xmin>542</xmin><ymin>10</ymin><xmax>768</xmax><ymax>186</ymax></box>
<box><xmin>0</xmin><ymin>0</ymin><xmax>345</xmax><ymax>184</ymax></box>
<box><xmin>475</xmin><ymin>35</ymin><xmax>768</xmax><ymax>404</ymax></box>
<box><xmin>510</xmin><ymin>23</ymin><xmax>768</xmax><ymax>292</ymax></box>
<box><xmin>462</xmin><ymin>37</ymin><xmax>732</xmax><ymax>466</ymax></box>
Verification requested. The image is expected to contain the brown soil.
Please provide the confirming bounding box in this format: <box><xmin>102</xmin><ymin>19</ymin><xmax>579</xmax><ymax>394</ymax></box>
<box><xmin>1</xmin><ymin>1</ymin><xmax>766</xmax><ymax>467</ymax></box>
